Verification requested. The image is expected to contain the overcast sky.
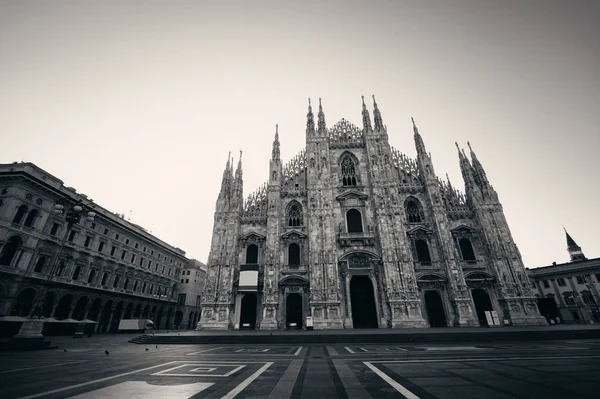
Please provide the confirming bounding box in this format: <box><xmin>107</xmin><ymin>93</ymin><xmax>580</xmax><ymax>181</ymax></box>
<box><xmin>1</xmin><ymin>0</ymin><xmax>598</xmax><ymax>267</ymax></box>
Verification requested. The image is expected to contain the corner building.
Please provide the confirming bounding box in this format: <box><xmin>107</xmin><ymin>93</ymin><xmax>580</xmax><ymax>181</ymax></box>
<box><xmin>200</xmin><ymin>97</ymin><xmax>546</xmax><ymax>330</ymax></box>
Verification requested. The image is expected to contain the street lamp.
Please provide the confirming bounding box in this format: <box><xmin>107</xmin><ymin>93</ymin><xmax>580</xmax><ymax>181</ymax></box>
<box><xmin>32</xmin><ymin>200</ymin><xmax>96</xmax><ymax>317</ymax></box>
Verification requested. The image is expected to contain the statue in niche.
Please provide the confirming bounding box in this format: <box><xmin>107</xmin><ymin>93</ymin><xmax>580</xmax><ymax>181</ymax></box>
<box><xmin>310</xmin><ymin>158</ymin><xmax>315</xmax><ymax>168</ymax></box>
<box><xmin>272</xmin><ymin>171</ymin><xmax>277</xmax><ymax>180</ymax></box>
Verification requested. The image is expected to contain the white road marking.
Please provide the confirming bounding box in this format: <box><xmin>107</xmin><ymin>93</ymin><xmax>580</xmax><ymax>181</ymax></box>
<box><xmin>190</xmin><ymin>367</ymin><xmax>217</xmax><ymax>373</ymax></box>
<box><xmin>234</xmin><ymin>348</ymin><xmax>270</xmax><ymax>353</ymax></box>
<box><xmin>152</xmin><ymin>363</ymin><xmax>245</xmax><ymax>377</ymax></box>
<box><xmin>326</xmin><ymin>346</ymin><xmax>339</xmax><ymax>356</ymax></box>
<box><xmin>370</xmin><ymin>355</ymin><xmax>600</xmax><ymax>364</ymax></box>
<box><xmin>221</xmin><ymin>362</ymin><xmax>273</xmax><ymax>399</ymax></box>
<box><xmin>17</xmin><ymin>361</ymin><xmax>178</xmax><ymax>399</ymax></box>
<box><xmin>344</xmin><ymin>346</ymin><xmax>356</xmax><ymax>354</ymax></box>
<box><xmin>364</xmin><ymin>362</ymin><xmax>420</xmax><ymax>399</ymax></box>
<box><xmin>0</xmin><ymin>360</ymin><xmax>87</xmax><ymax>374</ymax></box>
<box><xmin>360</xmin><ymin>348</ymin><xmax>368</xmax><ymax>352</ymax></box>
<box><xmin>186</xmin><ymin>346</ymin><xmax>223</xmax><ymax>355</ymax></box>
<box><xmin>66</xmin><ymin>381</ymin><xmax>213</xmax><ymax>399</ymax></box>
<box><xmin>420</xmin><ymin>346</ymin><xmax>484</xmax><ymax>351</ymax></box>
<box><xmin>394</xmin><ymin>347</ymin><xmax>409</xmax><ymax>352</ymax></box>
<box><xmin>294</xmin><ymin>346</ymin><xmax>303</xmax><ymax>356</ymax></box>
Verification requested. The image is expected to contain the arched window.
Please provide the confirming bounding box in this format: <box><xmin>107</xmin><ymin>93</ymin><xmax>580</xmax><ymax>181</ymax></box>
<box><xmin>12</xmin><ymin>205</ymin><xmax>28</xmax><ymax>224</ymax></box>
<box><xmin>34</xmin><ymin>256</ymin><xmax>47</xmax><ymax>273</ymax></box>
<box><xmin>150</xmin><ymin>284</ymin><xmax>154</xmax><ymax>295</ymax></box>
<box><xmin>288</xmin><ymin>243</ymin><xmax>300</xmax><ymax>266</ymax></box>
<box><xmin>415</xmin><ymin>239</ymin><xmax>432</xmax><ymax>263</ymax></box>
<box><xmin>405</xmin><ymin>199</ymin><xmax>424</xmax><ymax>223</ymax></box>
<box><xmin>246</xmin><ymin>244</ymin><xmax>258</xmax><ymax>264</ymax></box>
<box><xmin>113</xmin><ymin>275</ymin><xmax>120</xmax><ymax>288</ymax></box>
<box><xmin>459</xmin><ymin>238</ymin><xmax>476</xmax><ymax>261</ymax></box>
<box><xmin>340</xmin><ymin>156</ymin><xmax>358</xmax><ymax>186</ymax></box>
<box><xmin>0</xmin><ymin>236</ymin><xmax>23</xmax><ymax>266</ymax></box>
<box><xmin>287</xmin><ymin>202</ymin><xmax>303</xmax><ymax>227</ymax></box>
<box><xmin>72</xmin><ymin>266</ymin><xmax>82</xmax><ymax>280</ymax></box>
<box><xmin>23</xmin><ymin>209</ymin><xmax>39</xmax><ymax>228</ymax></box>
<box><xmin>56</xmin><ymin>261</ymin><xmax>65</xmax><ymax>277</ymax></box>
<box><xmin>133</xmin><ymin>280</ymin><xmax>139</xmax><ymax>291</ymax></box>
<box><xmin>123</xmin><ymin>277</ymin><xmax>130</xmax><ymax>290</ymax></box>
<box><xmin>101</xmin><ymin>272</ymin><xmax>109</xmax><ymax>286</ymax></box>
<box><xmin>346</xmin><ymin>209</ymin><xmax>363</xmax><ymax>233</ymax></box>
<box><xmin>87</xmin><ymin>269</ymin><xmax>96</xmax><ymax>283</ymax></box>
<box><xmin>142</xmin><ymin>281</ymin><xmax>147</xmax><ymax>293</ymax></box>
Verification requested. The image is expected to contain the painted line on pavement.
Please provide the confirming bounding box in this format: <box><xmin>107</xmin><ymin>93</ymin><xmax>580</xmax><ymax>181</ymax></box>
<box><xmin>333</xmin><ymin>359</ymin><xmax>371</xmax><ymax>398</ymax></box>
<box><xmin>17</xmin><ymin>361</ymin><xmax>178</xmax><ymax>399</ymax></box>
<box><xmin>344</xmin><ymin>346</ymin><xmax>355</xmax><ymax>354</ymax></box>
<box><xmin>186</xmin><ymin>346</ymin><xmax>223</xmax><ymax>355</ymax></box>
<box><xmin>369</xmin><ymin>355</ymin><xmax>600</xmax><ymax>364</ymax></box>
<box><xmin>268</xmin><ymin>359</ymin><xmax>304</xmax><ymax>398</ymax></box>
<box><xmin>293</xmin><ymin>346</ymin><xmax>303</xmax><ymax>356</ymax></box>
<box><xmin>364</xmin><ymin>362</ymin><xmax>420</xmax><ymax>399</ymax></box>
<box><xmin>326</xmin><ymin>346</ymin><xmax>339</xmax><ymax>356</ymax></box>
<box><xmin>221</xmin><ymin>362</ymin><xmax>273</xmax><ymax>399</ymax></box>
<box><xmin>0</xmin><ymin>361</ymin><xmax>87</xmax><ymax>374</ymax></box>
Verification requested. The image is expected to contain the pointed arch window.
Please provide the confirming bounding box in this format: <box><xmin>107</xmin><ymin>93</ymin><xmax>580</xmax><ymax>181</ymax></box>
<box><xmin>0</xmin><ymin>236</ymin><xmax>23</xmax><ymax>266</ymax></box>
<box><xmin>405</xmin><ymin>199</ymin><xmax>424</xmax><ymax>223</ymax></box>
<box><xmin>23</xmin><ymin>209</ymin><xmax>39</xmax><ymax>228</ymax></box>
<box><xmin>124</xmin><ymin>277</ymin><xmax>130</xmax><ymax>290</ymax></box>
<box><xmin>415</xmin><ymin>239</ymin><xmax>432</xmax><ymax>264</ymax></box>
<box><xmin>101</xmin><ymin>272</ymin><xmax>109</xmax><ymax>286</ymax></box>
<box><xmin>13</xmin><ymin>205</ymin><xmax>28</xmax><ymax>224</ymax></box>
<box><xmin>56</xmin><ymin>261</ymin><xmax>65</xmax><ymax>277</ymax></box>
<box><xmin>246</xmin><ymin>244</ymin><xmax>258</xmax><ymax>264</ymax></box>
<box><xmin>288</xmin><ymin>243</ymin><xmax>300</xmax><ymax>266</ymax></box>
<box><xmin>346</xmin><ymin>209</ymin><xmax>363</xmax><ymax>233</ymax></box>
<box><xmin>287</xmin><ymin>202</ymin><xmax>303</xmax><ymax>227</ymax></box>
<box><xmin>340</xmin><ymin>156</ymin><xmax>358</xmax><ymax>186</ymax></box>
<box><xmin>113</xmin><ymin>275</ymin><xmax>120</xmax><ymax>288</ymax></box>
<box><xmin>87</xmin><ymin>269</ymin><xmax>96</xmax><ymax>284</ymax></box>
<box><xmin>459</xmin><ymin>238</ymin><xmax>476</xmax><ymax>261</ymax></box>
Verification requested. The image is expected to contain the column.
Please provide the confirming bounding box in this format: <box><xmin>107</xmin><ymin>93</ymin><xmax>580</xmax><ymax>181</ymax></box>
<box><xmin>344</xmin><ymin>274</ymin><xmax>353</xmax><ymax>328</ymax></box>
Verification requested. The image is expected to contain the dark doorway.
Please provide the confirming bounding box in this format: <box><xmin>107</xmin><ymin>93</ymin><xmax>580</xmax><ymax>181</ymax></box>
<box><xmin>424</xmin><ymin>291</ymin><xmax>447</xmax><ymax>327</ymax></box>
<box><xmin>240</xmin><ymin>294</ymin><xmax>258</xmax><ymax>330</ymax></box>
<box><xmin>246</xmin><ymin>245</ymin><xmax>258</xmax><ymax>264</ymax></box>
<box><xmin>471</xmin><ymin>289</ymin><xmax>494</xmax><ymax>326</ymax></box>
<box><xmin>286</xmin><ymin>293</ymin><xmax>303</xmax><ymax>329</ymax></box>
<box><xmin>350</xmin><ymin>276</ymin><xmax>378</xmax><ymax>328</ymax></box>
<box><xmin>288</xmin><ymin>244</ymin><xmax>300</xmax><ymax>266</ymax></box>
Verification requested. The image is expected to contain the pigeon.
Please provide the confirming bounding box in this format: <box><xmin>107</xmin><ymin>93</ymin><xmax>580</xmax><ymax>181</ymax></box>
<box><xmin>63</xmin><ymin>349</ymin><xmax>67</xmax><ymax>352</ymax></box>
<box><xmin>155</xmin><ymin>345</ymin><xmax>158</xmax><ymax>348</ymax></box>
<box><xmin>145</xmin><ymin>348</ymin><xmax>149</xmax><ymax>351</ymax></box>
<box><xmin>105</xmin><ymin>350</ymin><xmax>109</xmax><ymax>355</ymax></box>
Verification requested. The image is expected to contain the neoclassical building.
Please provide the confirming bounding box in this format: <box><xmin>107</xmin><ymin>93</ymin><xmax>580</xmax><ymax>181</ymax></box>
<box><xmin>200</xmin><ymin>97</ymin><xmax>546</xmax><ymax>330</ymax></box>
<box><xmin>0</xmin><ymin>162</ymin><xmax>188</xmax><ymax>334</ymax></box>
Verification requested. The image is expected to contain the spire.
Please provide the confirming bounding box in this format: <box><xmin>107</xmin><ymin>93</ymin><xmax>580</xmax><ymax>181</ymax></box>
<box><xmin>372</xmin><ymin>95</ymin><xmax>384</xmax><ymax>131</ymax></box>
<box><xmin>467</xmin><ymin>141</ymin><xmax>489</xmax><ymax>186</ymax></box>
<box><xmin>317</xmin><ymin>98</ymin><xmax>327</xmax><ymax>134</ymax></box>
<box><xmin>271</xmin><ymin>124</ymin><xmax>280</xmax><ymax>161</ymax></box>
<box><xmin>361</xmin><ymin>96</ymin><xmax>372</xmax><ymax>132</ymax></box>
<box><xmin>235</xmin><ymin>150</ymin><xmax>243</xmax><ymax>180</ymax></box>
<box><xmin>306</xmin><ymin>98</ymin><xmax>315</xmax><ymax>134</ymax></box>
<box><xmin>412</xmin><ymin>117</ymin><xmax>427</xmax><ymax>156</ymax></box>
<box><xmin>220</xmin><ymin>151</ymin><xmax>232</xmax><ymax>191</ymax></box>
<box><xmin>564</xmin><ymin>228</ymin><xmax>587</xmax><ymax>261</ymax></box>
<box><xmin>456</xmin><ymin>142</ymin><xmax>476</xmax><ymax>188</ymax></box>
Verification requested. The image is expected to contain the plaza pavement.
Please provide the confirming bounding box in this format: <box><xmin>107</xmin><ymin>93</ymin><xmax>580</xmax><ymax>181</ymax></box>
<box><xmin>0</xmin><ymin>332</ymin><xmax>599</xmax><ymax>398</ymax></box>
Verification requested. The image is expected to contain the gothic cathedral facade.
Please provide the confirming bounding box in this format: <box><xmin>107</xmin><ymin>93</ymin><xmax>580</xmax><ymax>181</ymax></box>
<box><xmin>200</xmin><ymin>97</ymin><xmax>546</xmax><ymax>330</ymax></box>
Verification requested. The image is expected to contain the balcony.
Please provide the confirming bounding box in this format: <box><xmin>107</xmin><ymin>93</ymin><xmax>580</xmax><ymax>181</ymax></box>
<box><xmin>337</xmin><ymin>231</ymin><xmax>377</xmax><ymax>247</ymax></box>
<box><xmin>460</xmin><ymin>259</ymin><xmax>485</xmax><ymax>269</ymax></box>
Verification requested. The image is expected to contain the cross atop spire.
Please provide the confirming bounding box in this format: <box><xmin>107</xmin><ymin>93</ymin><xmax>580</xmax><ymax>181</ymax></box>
<box><xmin>372</xmin><ymin>95</ymin><xmax>384</xmax><ymax>131</ymax></box>
<box><xmin>361</xmin><ymin>95</ymin><xmax>372</xmax><ymax>132</ymax></box>
<box><xmin>317</xmin><ymin>98</ymin><xmax>327</xmax><ymax>134</ymax></box>
<box><xmin>306</xmin><ymin>98</ymin><xmax>315</xmax><ymax>134</ymax></box>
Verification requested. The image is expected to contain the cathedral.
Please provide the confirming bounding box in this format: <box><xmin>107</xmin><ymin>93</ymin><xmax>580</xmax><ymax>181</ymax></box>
<box><xmin>199</xmin><ymin>97</ymin><xmax>546</xmax><ymax>330</ymax></box>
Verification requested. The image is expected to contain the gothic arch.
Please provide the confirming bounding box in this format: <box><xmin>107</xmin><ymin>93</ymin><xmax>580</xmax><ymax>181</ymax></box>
<box><xmin>346</xmin><ymin>208</ymin><xmax>363</xmax><ymax>233</ymax></box>
<box><xmin>0</xmin><ymin>235</ymin><xmax>24</xmax><ymax>267</ymax></box>
<box><xmin>405</xmin><ymin>197</ymin><xmax>425</xmax><ymax>223</ymax></box>
<box><xmin>464</xmin><ymin>271</ymin><xmax>495</xmax><ymax>281</ymax></box>
<box><xmin>279</xmin><ymin>275</ymin><xmax>309</xmax><ymax>286</ymax></box>
<box><xmin>285</xmin><ymin>201</ymin><xmax>303</xmax><ymax>227</ymax></box>
<box><xmin>12</xmin><ymin>204</ymin><xmax>28</xmax><ymax>224</ymax></box>
<box><xmin>416</xmin><ymin>273</ymin><xmax>447</xmax><ymax>282</ymax></box>
<box><xmin>338</xmin><ymin>151</ymin><xmax>360</xmax><ymax>186</ymax></box>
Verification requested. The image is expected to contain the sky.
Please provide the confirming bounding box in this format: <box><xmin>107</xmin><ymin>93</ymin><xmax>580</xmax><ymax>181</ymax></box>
<box><xmin>1</xmin><ymin>0</ymin><xmax>598</xmax><ymax>267</ymax></box>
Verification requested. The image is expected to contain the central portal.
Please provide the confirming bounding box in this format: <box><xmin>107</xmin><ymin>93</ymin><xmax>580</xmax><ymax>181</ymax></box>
<box><xmin>471</xmin><ymin>289</ymin><xmax>493</xmax><ymax>327</ymax></box>
<box><xmin>350</xmin><ymin>275</ymin><xmax>378</xmax><ymax>328</ymax></box>
<box><xmin>424</xmin><ymin>290</ymin><xmax>447</xmax><ymax>327</ymax></box>
<box><xmin>239</xmin><ymin>294</ymin><xmax>257</xmax><ymax>330</ymax></box>
<box><xmin>286</xmin><ymin>293</ymin><xmax>303</xmax><ymax>329</ymax></box>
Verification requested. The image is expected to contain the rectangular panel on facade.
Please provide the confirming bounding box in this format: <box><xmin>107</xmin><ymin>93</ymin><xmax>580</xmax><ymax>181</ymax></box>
<box><xmin>239</xmin><ymin>270</ymin><xmax>258</xmax><ymax>292</ymax></box>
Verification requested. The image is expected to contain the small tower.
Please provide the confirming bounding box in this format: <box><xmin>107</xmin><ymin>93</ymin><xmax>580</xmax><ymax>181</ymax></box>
<box><xmin>373</xmin><ymin>95</ymin><xmax>384</xmax><ymax>132</ymax></box>
<box><xmin>361</xmin><ymin>96</ymin><xmax>372</xmax><ymax>133</ymax></box>
<box><xmin>565</xmin><ymin>228</ymin><xmax>587</xmax><ymax>261</ymax></box>
<box><xmin>306</xmin><ymin>98</ymin><xmax>315</xmax><ymax>136</ymax></box>
<box><xmin>317</xmin><ymin>98</ymin><xmax>327</xmax><ymax>135</ymax></box>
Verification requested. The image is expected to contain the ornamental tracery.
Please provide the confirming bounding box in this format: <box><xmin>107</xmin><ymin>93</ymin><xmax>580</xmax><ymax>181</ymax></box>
<box><xmin>339</xmin><ymin>152</ymin><xmax>359</xmax><ymax>186</ymax></box>
<box><xmin>286</xmin><ymin>201</ymin><xmax>303</xmax><ymax>227</ymax></box>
